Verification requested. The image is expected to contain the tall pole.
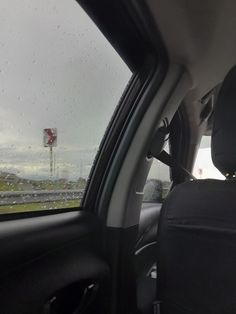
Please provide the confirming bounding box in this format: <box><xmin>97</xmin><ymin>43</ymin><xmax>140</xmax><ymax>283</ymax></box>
<box><xmin>80</xmin><ymin>159</ymin><xmax>83</xmax><ymax>178</ymax></box>
<box><xmin>44</xmin><ymin>128</ymin><xmax>57</xmax><ymax>179</ymax></box>
<box><xmin>53</xmin><ymin>152</ymin><xmax>56</xmax><ymax>177</ymax></box>
<box><xmin>50</xmin><ymin>146</ymin><xmax>53</xmax><ymax>179</ymax></box>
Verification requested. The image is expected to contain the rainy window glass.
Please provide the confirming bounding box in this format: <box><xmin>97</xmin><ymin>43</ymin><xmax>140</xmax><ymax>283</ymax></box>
<box><xmin>143</xmin><ymin>143</ymin><xmax>171</xmax><ymax>203</ymax></box>
<box><xmin>0</xmin><ymin>0</ymin><xmax>131</xmax><ymax>214</ymax></box>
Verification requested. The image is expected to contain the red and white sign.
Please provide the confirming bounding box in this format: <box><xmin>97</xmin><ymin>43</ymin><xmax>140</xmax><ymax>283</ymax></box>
<box><xmin>43</xmin><ymin>128</ymin><xmax>57</xmax><ymax>147</ymax></box>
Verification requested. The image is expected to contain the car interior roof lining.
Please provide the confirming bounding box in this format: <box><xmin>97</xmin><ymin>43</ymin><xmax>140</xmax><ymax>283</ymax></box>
<box><xmin>147</xmin><ymin>0</ymin><xmax>236</xmax><ymax>103</ymax></box>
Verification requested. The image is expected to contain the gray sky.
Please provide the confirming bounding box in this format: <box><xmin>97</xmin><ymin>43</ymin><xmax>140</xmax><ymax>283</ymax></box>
<box><xmin>0</xmin><ymin>0</ymin><xmax>131</xmax><ymax>180</ymax></box>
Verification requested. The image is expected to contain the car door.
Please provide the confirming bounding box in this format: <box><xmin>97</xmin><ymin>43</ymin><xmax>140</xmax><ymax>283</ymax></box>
<box><xmin>0</xmin><ymin>1</ymin><xmax>132</xmax><ymax>313</ymax></box>
<box><xmin>0</xmin><ymin>0</ymin><xmax>170</xmax><ymax>313</ymax></box>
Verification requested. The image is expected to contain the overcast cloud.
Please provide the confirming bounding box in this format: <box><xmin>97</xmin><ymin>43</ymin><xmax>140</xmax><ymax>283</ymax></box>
<box><xmin>0</xmin><ymin>0</ymin><xmax>131</xmax><ymax>180</ymax></box>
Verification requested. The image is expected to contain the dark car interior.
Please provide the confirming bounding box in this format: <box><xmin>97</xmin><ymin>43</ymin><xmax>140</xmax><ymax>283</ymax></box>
<box><xmin>1</xmin><ymin>0</ymin><xmax>236</xmax><ymax>314</ymax></box>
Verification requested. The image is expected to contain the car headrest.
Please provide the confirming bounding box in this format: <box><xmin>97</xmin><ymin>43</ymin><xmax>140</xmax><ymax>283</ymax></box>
<box><xmin>212</xmin><ymin>66</ymin><xmax>236</xmax><ymax>177</ymax></box>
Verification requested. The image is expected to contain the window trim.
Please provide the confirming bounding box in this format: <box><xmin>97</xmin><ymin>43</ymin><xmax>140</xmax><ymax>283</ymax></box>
<box><xmin>80</xmin><ymin>0</ymin><xmax>168</xmax><ymax>217</ymax></box>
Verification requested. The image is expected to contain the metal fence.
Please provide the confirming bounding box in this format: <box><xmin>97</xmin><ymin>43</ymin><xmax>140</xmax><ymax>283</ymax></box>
<box><xmin>0</xmin><ymin>190</ymin><xmax>84</xmax><ymax>206</ymax></box>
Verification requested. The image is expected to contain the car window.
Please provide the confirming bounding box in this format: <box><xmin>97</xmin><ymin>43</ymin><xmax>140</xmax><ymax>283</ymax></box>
<box><xmin>193</xmin><ymin>135</ymin><xmax>224</xmax><ymax>179</ymax></box>
<box><xmin>143</xmin><ymin>143</ymin><xmax>171</xmax><ymax>203</ymax></box>
<box><xmin>0</xmin><ymin>0</ymin><xmax>131</xmax><ymax>214</ymax></box>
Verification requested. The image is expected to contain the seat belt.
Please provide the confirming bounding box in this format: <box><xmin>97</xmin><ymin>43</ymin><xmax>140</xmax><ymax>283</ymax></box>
<box><xmin>149</xmin><ymin>124</ymin><xmax>195</xmax><ymax>181</ymax></box>
<box><xmin>156</xmin><ymin>150</ymin><xmax>196</xmax><ymax>181</ymax></box>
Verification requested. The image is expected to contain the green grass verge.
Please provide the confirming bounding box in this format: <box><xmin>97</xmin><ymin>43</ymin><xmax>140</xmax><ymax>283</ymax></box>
<box><xmin>0</xmin><ymin>182</ymin><xmax>24</xmax><ymax>191</ymax></box>
<box><xmin>0</xmin><ymin>199</ymin><xmax>80</xmax><ymax>214</ymax></box>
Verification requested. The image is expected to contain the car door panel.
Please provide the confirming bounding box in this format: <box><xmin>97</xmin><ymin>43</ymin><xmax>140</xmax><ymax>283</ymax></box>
<box><xmin>0</xmin><ymin>211</ymin><xmax>110</xmax><ymax>314</ymax></box>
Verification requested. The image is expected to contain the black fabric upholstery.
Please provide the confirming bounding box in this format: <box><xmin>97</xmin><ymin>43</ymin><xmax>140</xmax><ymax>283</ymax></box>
<box><xmin>156</xmin><ymin>66</ymin><xmax>236</xmax><ymax>313</ymax></box>
<box><xmin>137</xmin><ymin>203</ymin><xmax>162</xmax><ymax>251</ymax></box>
<box><xmin>137</xmin><ymin>277</ymin><xmax>156</xmax><ymax>314</ymax></box>
<box><xmin>157</xmin><ymin>180</ymin><xmax>236</xmax><ymax>314</ymax></box>
<box><xmin>212</xmin><ymin>66</ymin><xmax>236</xmax><ymax>176</ymax></box>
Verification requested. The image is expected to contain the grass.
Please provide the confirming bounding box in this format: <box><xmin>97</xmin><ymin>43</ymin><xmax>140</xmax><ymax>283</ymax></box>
<box><xmin>0</xmin><ymin>181</ymin><xmax>24</xmax><ymax>191</ymax></box>
<box><xmin>0</xmin><ymin>199</ymin><xmax>80</xmax><ymax>214</ymax></box>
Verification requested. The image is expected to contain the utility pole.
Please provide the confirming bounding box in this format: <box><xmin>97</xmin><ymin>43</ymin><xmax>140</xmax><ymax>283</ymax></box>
<box><xmin>80</xmin><ymin>159</ymin><xmax>83</xmax><ymax>178</ymax></box>
<box><xmin>50</xmin><ymin>146</ymin><xmax>53</xmax><ymax>178</ymax></box>
<box><xmin>53</xmin><ymin>152</ymin><xmax>56</xmax><ymax>178</ymax></box>
<box><xmin>43</xmin><ymin>128</ymin><xmax>57</xmax><ymax>180</ymax></box>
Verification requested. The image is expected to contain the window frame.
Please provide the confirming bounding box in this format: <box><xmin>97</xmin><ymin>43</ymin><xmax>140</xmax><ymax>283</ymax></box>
<box><xmin>80</xmin><ymin>0</ymin><xmax>168</xmax><ymax>216</ymax></box>
<box><xmin>0</xmin><ymin>0</ymin><xmax>168</xmax><ymax>221</ymax></box>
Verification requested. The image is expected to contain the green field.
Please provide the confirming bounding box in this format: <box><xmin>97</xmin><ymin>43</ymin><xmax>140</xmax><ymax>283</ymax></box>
<box><xmin>0</xmin><ymin>181</ymin><xmax>25</xmax><ymax>191</ymax></box>
<box><xmin>0</xmin><ymin>176</ymin><xmax>84</xmax><ymax>214</ymax></box>
<box><xmin>0</xmin><ymin>199</ymin><xmax>80</xmax><ymax>215</ymax></box>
